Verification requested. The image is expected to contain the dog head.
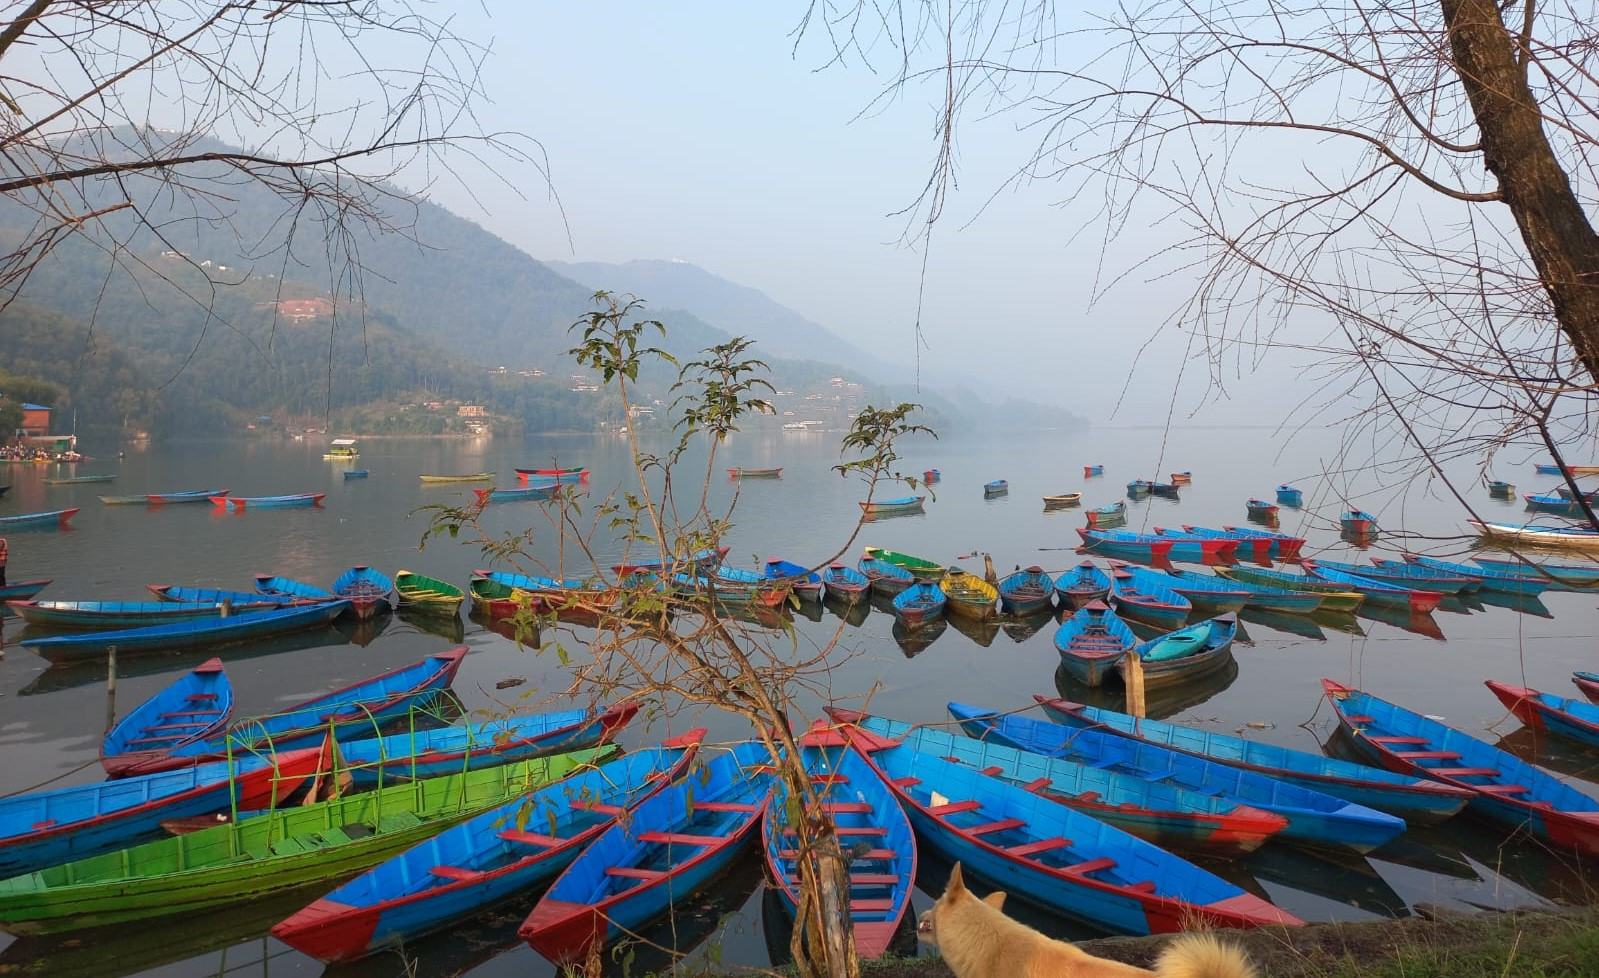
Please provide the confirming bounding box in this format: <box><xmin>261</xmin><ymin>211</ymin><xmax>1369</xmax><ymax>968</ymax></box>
<box><xmin>917</xmin><ymin>862</ymin><xmax>1007</xmax><ymax>948</ymax></box>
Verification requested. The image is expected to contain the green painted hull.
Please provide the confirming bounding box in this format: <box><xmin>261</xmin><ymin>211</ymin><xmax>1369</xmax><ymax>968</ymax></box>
<box><xmin>863</xmin><ymin>547</ymin><xmax>944</xmax><ymax>580</ymax></box>
<box><xmin>0</xmin><ymin>748</ymin><xmax>613</xmax><ymax>935</ymax></box>
<box><xmin>394</xmin><ymin>571</ymin><xmax>466</xmax><ymax>615</ymax></box>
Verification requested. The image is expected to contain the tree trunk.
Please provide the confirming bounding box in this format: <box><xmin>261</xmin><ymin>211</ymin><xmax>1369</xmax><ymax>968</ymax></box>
<box><xmin>1441</xmin><ymin>0</ymin><xmax>1599</xmax><ymax>382</ymax></box>
<box><xmin>781</xmin><ymin>761</ymin><xmax>860</xmax><ymax>978</ymax></box>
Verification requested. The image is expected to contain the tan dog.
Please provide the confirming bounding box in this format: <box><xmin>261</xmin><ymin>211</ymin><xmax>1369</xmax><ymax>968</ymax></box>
<box><xmin>917</xmin><ymin>863</ymin><xmax>1259</xmax><ymax>978</ymax></box>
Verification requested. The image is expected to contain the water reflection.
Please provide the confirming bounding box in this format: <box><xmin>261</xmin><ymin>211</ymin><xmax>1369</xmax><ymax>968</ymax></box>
<box><xmin>1493</xmin><ymin>726</ymin><xmax>1599</xmax><ymax>783</ymax></box>
<box><xmin>1355</xmin><ymin>603</ymin><xmax>1445</xmax><ymax>640</ymax></box>
<box><xmin>1311</xmin><ymin>609</ymin><xmax>1366</xmax><ymax>636</ymax></box>
<box><xmin>1001</xmin><ymin>610</ymin><xmax>1053</xmax><ymax>644</ymax></box>
<box><xmin>1239</xmin><ymin>846</ymin><xmax>1410</xmax><ymax>920</ymax></box>
<box><xmin>1239</xmin><ymin>607</ymin><xmax>1326</xmax><ymax>641</ymax></box>
<box><xmin>945</xmin><ymin>612</ymin><xmax>999</xmax><ymax>648</ymax></box>
<box><xmin>892</xmin><ymin>617</ymin><xmax>948</xmax><ymax>658</ymax></box>
<box><xmin>1051</xmin><ymin>659</ymin><xmax>1239</xmax><ymax>720</ymax></box>
<box><xmin>397</xmin><ymin>608</ymin><xmax>466</xmax><ymax>642</ymax></box>
<box><xmin>824</xmin><ymin>595</ymin><xmax>871</xmax><ymax>628</ymax></box>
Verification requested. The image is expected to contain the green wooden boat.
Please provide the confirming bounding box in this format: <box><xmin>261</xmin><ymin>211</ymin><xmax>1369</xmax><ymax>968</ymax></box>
<box><xmin>418</xmin><ymin>472</ymin><xmax>495</xmax><ymax>483</ymax></box>
<box><xmin>862</xmin><ymin>546</ymin><xmax>944</xmax><ymax>580</ymax></box>
<box><xmin>393</xmin><ymin>570</ymin><xmax>466</xmax><ymax>615</ymax></box>
<box><xmin>0</xmin><ymin>747</ymin><xmax>613</xmax><ymax>935</ymax></box>
<box><xmin>1214</xmin><ymin>566</ymin><xmax>1365</xmax><ymax>612</ymax></box>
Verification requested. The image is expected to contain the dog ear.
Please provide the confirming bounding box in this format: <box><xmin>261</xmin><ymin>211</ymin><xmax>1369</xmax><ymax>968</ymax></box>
<box><xmin>983</xmin><ymin>891</ymin><xmax>1007</xmax><ymax>910</ymax></box>
<box><xmin>946</xmin><ymin>862</ymin><xmax>966</xmax><ymax>896</ymax></box>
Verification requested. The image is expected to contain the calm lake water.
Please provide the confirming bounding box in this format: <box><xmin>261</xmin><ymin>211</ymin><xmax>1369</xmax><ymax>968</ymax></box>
<box><xmin>0</xmin><ymin>427</ymin><xmax>1595</xmax><ymax>977</ymax></box>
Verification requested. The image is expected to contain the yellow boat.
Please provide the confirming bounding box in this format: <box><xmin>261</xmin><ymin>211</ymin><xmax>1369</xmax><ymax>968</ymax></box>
<box><xmin>941</xmin><ymin>568</ymin><xmax>997</xmax><ymax>620</ymax></box>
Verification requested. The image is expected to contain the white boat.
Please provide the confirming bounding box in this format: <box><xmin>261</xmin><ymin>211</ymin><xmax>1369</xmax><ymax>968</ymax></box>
<box><xmin>1469</xmin><ymin>519</ymin><xmax>1599</xmax><ymax>552</ymax></box>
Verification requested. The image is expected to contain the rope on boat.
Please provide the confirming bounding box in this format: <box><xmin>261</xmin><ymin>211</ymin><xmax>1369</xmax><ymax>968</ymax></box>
<box><xmin>1</xmin><ymin>758</ymin><xmax>99</xmax><ymax>798</ymax></box>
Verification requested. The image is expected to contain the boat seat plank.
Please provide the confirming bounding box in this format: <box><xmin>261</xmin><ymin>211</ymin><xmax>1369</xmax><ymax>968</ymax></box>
<box><xmin>638</xmin><ymin>831</ymin><xmax>721</xmax><ymax>847</ymax></box>
<box><xmin>1368</xmin><ymin>735</ymin><xmax>1430</xmax><ymax>745</ymax></box>
<box><xmin>891</xmin><ymin>777</ymin><xmax>922</xmax><ymax>788</ymax></box>
<box><xmin>498</xmin><ymin>829</ymin><xmax>564</xmax><ymax>847</ymax></box>
<box><xmin>811</xmin><ymin>774</ymin><xmax>850</xmax><ymax>785</ymax></box>
<box><xmin>1021</xmin><ymin>777</ymin><xmax>1052</xmax><ymax>793</ymax></box>
<box><xmin>966</xmin><ymin>818</ymin><xmax>1026</xmax><ymax>836</ymax></box>
<box><xmin>1474</xmin><ymin>784</ymin><xmax>1531</xmax><ymax>794</ymax></box>
<box><xmin>781</xmin><ymin>826</ymin><xmax>889</xmax><ymax>838</ymax></box>
<box><xmin>575</xmin><ymin>801</ymin><xmax>625</xmax><ymax>815</ymax></box>
<box><xmin>851</xmin><ymin>899</ymin><xmax>896</xmax><ymax>911</ymax></box>
<box><xmin>692</xmin><ymin>801</ymin><xmax>760</xmax><ymax>813</ymax></box>
<box><xmin>1063</xmin><ymin>857</ymin><xmax>1117</xmax><ymax>875</ymax></box>
<box><xmin>143</xmin><ymin>721</ymin><xmax>215</xmax><ymax>732</ymax></box>
<box><xmin>1393</xmin><ymin>750</ymin><xmax>1461</xmax><ymax>760</ymax></box>
<box><xmin>928</xmin><ymin>800</ymin><xmax>984</xmax><ymax>816</ymax></box>
<box><xmin>1429</xmin><ymin>767</ymin><xmax>1501</xmax><ymax>778</ymax></box>
<box><xmin>158</xmin><ymin>710</ymin><xmax>224</xmax><ymax>719</ymax></box>
<box><xmin>1345</xmin><ymin>715</ymin><xmax>1376</xmax><ymax>723</ymax></box>
<box><xmin>185</xmin><ymin>693</ymin><xmax>220</xmax><ymax>701</ymax></box>
<box><xmin>1007</xmin><ymin>837</ymin><xmax>1072</xmax><ymax>857</ymax></box>
<box><xmin>781</xmin><ymin>848</ymin><xmax>895</xmax><ymax>862</ymax></box>
<box><xmin>849</xmin><ymin>874</ymin><xmax>901</xmax><ymax>886</ymax></box>
<box><xmin>126</xmin><ymin>735</ymin><xmax>193</xmax><ymax>746</ymax></box>
<box><xmin>822</xmin><ymin>803</ymin><xmax>873</xmax><ymax>814</ymax></box>
<box><xmin>978</xmin><ymin>766</ymin><xmax>1004</xmax><ymax>777</ymax></box>
<box><xmin>605</xmin><ymin>866</ymin><xmax>666</xmax><ymax>880</ymax></box>
<box><xmin>430</xmin><ymin>865</ymin><xmax>487</xmax><ymax>882</ymax></box>
<box><xmin>1127</xmin><ymin>881</ymin><xmax>1158</xmax><ymax>893</ymax></box>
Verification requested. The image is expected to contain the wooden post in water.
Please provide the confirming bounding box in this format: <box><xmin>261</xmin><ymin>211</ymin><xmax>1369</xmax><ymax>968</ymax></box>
<box><xmin>1124</xmin><ymin>649</ymin><xmax>1146</xmax><ymax>719</ymax></box>
<box><xmin>105</xmin><ymin>644</ymin><xmax>118</xmax><ymax>733</ymax></box>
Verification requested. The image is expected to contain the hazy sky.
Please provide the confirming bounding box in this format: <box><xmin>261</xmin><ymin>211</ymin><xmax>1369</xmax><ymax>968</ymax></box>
<box><xmin>403</xmin><ymin>3</ymin><xmax>1282</xmax><ymax>422</ymax></box>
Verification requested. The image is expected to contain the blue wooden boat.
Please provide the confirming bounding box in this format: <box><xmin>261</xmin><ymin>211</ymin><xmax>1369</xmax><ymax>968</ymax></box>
<box><xmin>765</xmin><ymin>721</ymin><xmax>916</xmax><ymax>958</ymax></box>
<box><xmin>892</xmin><ymin>581</ymin><xmax>946</xmax><ymax>628</ymax></box>
<box><xmin>1052</xmin><ymin>561</ymin><xmax>1111</xmax><ymax>609</ymax></box>
<box><xmin>1275</xmin><ymin>484</ymin><xmax>1303</xmax><ymax>506</ymax></box>
<box><xmin>1535</xmin><ymin>463</ymin><xmax>1566</xmax><ymax>474</ymax></box>
<box><xmin>1121</xmin><ymin>565</ymin><xmax>1249</xmax><ymax>614</ymax></box>
<box><xmin>1199</xmin><ymin>525</ymin><xmax>1308</xmax><ymax>561</ymax></box>
<box><xmin>923</xmin><ymin>468</ymin><xmax>941</xmax><ymax>483</ymax></box>
<box><xmin>0</xmin><ymin>508</ymin><xmax>77</xmax><ymax>529</ymax></box>
<box><xmin>1359</xmin><ymin>557</ymin><xmax>1483</xmax><ymax>594</ymax></box>
<box><xmin>101</xmin><ymin>659</ymin><xmax>233</xmax><ymax>768</ymax></box>
<box><xmin>1323</xmin><ymin>680</ymin><xmax>1599</xmax><ymax>857</ymax></box>
<box><xmin>518</xmin><ymin>742</ymin><xmax>775</xmax><ymax>964</ymax></box>
<box><xmin>1084</xmin><ymin>464</ymin><xmax>1104</xmax><ymax>477</ymax></box>
<box><xmin>482</xmin><ymin>569</ymin><xmax>617</xmax><ymax>613</ymax></box>
<box><xmin>671</xmin><ymin>564</ymin><xmax>790</xmax><ymax>607</ymax></box>
<box><xmin>1340</xmin><ymin>509</ymin><xmax>1377</xmax><ymax>534</ymax></box>
<box><xmin>833</xmin><ymin>721</ymin><xmax>1302</xmax><ymax>932</ymax></box>
<box><xmin>333</xmin><ymin>565</ymin><xmax>395</xmax><ymax>620</ymax></box>
<box><xmin>1053</xmin><ymin>600</ymin><xmax>1136</xmax><ymax>687</ymax></box>
<box><xmin>253</xmin><ymin>575</ymin><xmax>335</xmax><ymax>602</ymax></box>
<box><xmin>102</xmin><ymin>647</ymin><xmax>468</xmax><ymax>776</ymax></box>
<box><xmin>148</xmin><ymin>585</ymin><xmax>305</xmax><ymax>606</ymax></box>
<box><xmin>5</xmin><ymin>600</ymin><xmax>277</xmax><ymax>629</ymax></box>
<box><xmin>1106</xmin><ymin>567</ymin><xmax>1191</xmax><ymax>628</ymax></box>
<box><xmin>1245</xmin><ymin>499</ymin><xmax>1278</xmax><ymax>519</ymax></box>
<box><xmin>0</xmin><ymin>747</ymin><xmax>328</xmax><ymax>878</ymax></box>
<box><xmin>1084</xmin><ymin>500</ymin><xmax>1127</xmax><ymax>527</ymax></box>
<box><xmin>213</xmin><ymin>493</ymin><xmax>324</xmax><ymax>511</ymax></box>
<box><xmin>1037</xmin><ymin>699</ymin><xmax>1471</xmax><ymax>823</ymax></box>
<box><xmin>997</xmin><ymin>566</ymin><xmax>1054</xmax><ymax>615</ymax></box>
<box><xmin>515</xmin><ymin>466</ymin><xmax>590</xmax><ymax>483</ymax></box>
<box><xmin>0</xmin><ymin>580</ymin><xmax>50</xmax><ymax>604</ymax></box>
<box><xmin>859</xmin><ymin>495</ymin><xmax>926</xmax><ymax>516</ymax></box>
<box><xmin>1552</xmin><ymin>485</ymin><xmax>1599</xmax><ymax>501</ymax></box>
<box><xmin>1574</xmin><ymin>672</ymin><xmax>1599</xmax><ymax>704</ymax></box>
<box><xmin>764</xmin><ymin>558</ymin><xmax>825</xmax><ymax>601</ymax></box>
<box><xmin>1168</xmin><ymin>569</ymin><xmax>1323</xmax><ymax>614</ymax></box>
<box><xmin>846</xmin><ymin>711</ymin><xmax>1288</xmax><ymax>854</ymax></box>
<box><xmin>858</xmin><ymin>556</ymin><xmax>915</xmax><ymax>596</ymax></box>
<box><xmin>1149</xmin><ymin>481</ymin><xmax>1180</xmax><ymax>498</ymax></box>
<box><xmin>1488</xmin><ymin>480</ymin><xmax>1516</xmax><ymax>498</ymax></box>
<box><xmin>1120</xmin><ymin>614</ymin><xmax>1237</xmax><ymax>688</ymax></box>
<box><xmin>609</xmin><ymin>547</ymin><xmax>729</xmax><ymax>575</ymax></box>
<box><xmin>473</xmin><ymin>485</ymin><xmax>559</xmax><ymax>504</ymax></box>
<box><xmin>1301</xmin><ymin>561</ymin><xmax>1443</xmax><ymax>613</ymax></box>
<box><xmin>1125</xmin><ymin>479</ymin><xmax>1152</xmax><ymax>498</ymax></box>
<box><xmin>1078</xmin><ymin>528</ymin><xmax>1238</xmax><ymax>563</ymax></box>
<box><xmin>1522</xmin><ymin>491</ymin><xmax>1585</xmax><ymax>515</ymax></box>
<box><xmin>1487</xmin><ymin>681</ymin><xmax>1599</xmax><ymax>750</ymax></box>
<box><xmin>104</xmin><ymin>489</ymin><xmax>227</xmax><ymax>505</ymax></box>
<box><xmin>343</xmin><ymin>470</ymin><xmax>370</xmax><ymax>480</ymax></box>
<box><xmin>271</xmin><ymin>734</ymin><xmax>705</xmax><ymax>963</ymax></box>
<box><xmin>20</xmin><ymin>601</ymin><xmax>352</xmax><ymax>662</ymax></box>
<box><xmin>820</xmin><ymin>563</ymin><xmax>870</xmax><ymax>603</ymax></box>
<box><xmin>1017</xmin><ymin>697</ymin><xmax>1406</xmax><ymax>851</ymax></box>
<box><xmin>333</xmin><ymin>703</ymin><xmax>638</xmax><ymax>787</ymax></box>
<box><xmin>983</xmin><ymin>479</ymin><xmax>1009</xmax><ymax>497</ymax></box>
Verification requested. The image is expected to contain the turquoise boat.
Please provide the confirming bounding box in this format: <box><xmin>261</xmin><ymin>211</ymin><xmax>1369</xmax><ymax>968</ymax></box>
<box><xmin>20</xmin><ymin>602</ymin><xmax>352</xmax><ymax>662</ymax></box>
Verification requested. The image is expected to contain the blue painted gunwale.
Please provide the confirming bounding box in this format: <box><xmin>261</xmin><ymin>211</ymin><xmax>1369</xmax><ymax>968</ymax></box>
<box><xmin>270</xmin><ymin>735</ymin><xmax>705</xmax><ymax>963</ymax></box>
<box><xmin>102</xmin><ymin>647</ymin><xmax>468</xmax><ymax>776</ymax></box>
<box><xmin>851</xmin><ymin>712</ymin><xmax>1289</xmax><ymax>855</ymax></box>
<box><xmin>1322</xmin><ymin>680</ymin><xmax>1599</xmax><ymax>857</ymax></box>
<box><xmin>1318</xmin><ymin>558</ymin><xmax>1478</xmax><ymax>594</ymax></box>
<box><xmin>1034</xmin><ymin>699</ymin><xmax>1470</xmax><ymax>823</ymax></box>
<box><xmin>1053</xmin><ymin>601</ymin><xmax>1136</xmax><ymax>687</ymax></box>
<box><xmin>891</xmin><ymin>581</ymin><xmax>946</xmax><ymax>628</ymax></box>
<box><xmin>1402</xmin><ymin>554</ymin><xmax>1549</xmax><ymax>596</ymax></box>
<box><xmin>837</xmin><ymin>725</ymin><xmax>1302</xmax><ymax>933</ymax></box>
<box><xmin>997</xmin><ymin>567</ymin><xmax>1054</xmax><ymax>615</ymax></box>
<box><xmin>253</xmin><ymin>576</ymin><xmax>336</xmax><ymax>602</ymax></box>
<box><xmin>0</xmin><ymin>747</ymin><xmax>325</xmax><ymax>878</ymax></box>
<box><xmin>1106</xmin><ymin>568</ymin><xmax>1191</xmax><ymax>628</ymax></box>
<box><xmin>1535</xmin><ymin>463</ymin><xmax>1566</xmax><ymax>474</ymax></box>
<box><xmin>0</xmin><ymin>508</ymin><xmax>76</xmax><ymax>528</ymax></box>
<box><xmin>1486</xmin><ymin>681</ymin><xmax>1599</xmax><ymax>749</ymax></box>
<box><xmin>518</xmin><ymin>742</ymin><xmax>775</xmax><ymax>964</ymax></box>
<box><xmin>332</xmin><ymin>566</ymin><xmax>395</xmax><ymax>620</ymax></box>
<box><xmin>334</xmin><ymin>703</ymin><xmax>638</xmax><ymax>787</ymax></box>
<box><xmin>20</xmin><ymin>602</ymin><xmax>352</xmax><ymax>661</ymax></box>
<box><xmin>147</xmin><ymin>585</ymin><xmax>305</xmax><ymax>606</ymax></box>
<box><xmin>1018</xmin><ymin>696</ymin><xmax>1406</xmax><ymax>852</ymax></box>
<box><xmin>1052</xmin><ymin>562</ymin><xmax>1112</xmax><ymax>609</ymax></box>
<box><xmin>5</xmin><ymin>600</ymin><xmax>278</xmax><ymax>629</ymax></box>
<box><xmin>764</xmin><ymin>559</ymin><xmax>826</xmax><ymax>600</ymax></box>
<box><xmin>1168</xmin><ymin>569</ymin><xmax>1323</xmax><ymax>614</ymax></box>
<box><xmin>820</xmin><ymin>563</ymin><xmax>871</xmax><ymax>602</ymax></box>
<box><xmin>858</xmin><ymin>557</ymin><xmax>915</xmax><ymax>596</ymax></box>
<box><xmin>101</xmin><ymin>659</ymin><xmax>233</xmax><ymax>764</ymax></box>
<box><xmin>1121</xmin><ymin>565</ymin><xmax>1250</xmax><ymax>614</ymax></box>
<box><xmin>764</xmin><ymin>724</ymin><xmax>915</xmax><ymax>958</ymax></box>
